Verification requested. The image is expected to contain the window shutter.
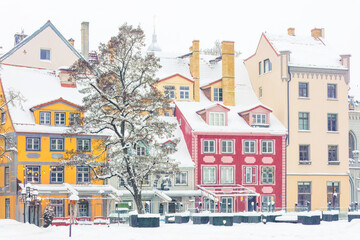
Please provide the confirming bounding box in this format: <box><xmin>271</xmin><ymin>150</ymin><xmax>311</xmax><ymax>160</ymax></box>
<box><xmin>252</xmin><ymin>167</ymin><xmax>256</xmax><ymax>183</ymax></box>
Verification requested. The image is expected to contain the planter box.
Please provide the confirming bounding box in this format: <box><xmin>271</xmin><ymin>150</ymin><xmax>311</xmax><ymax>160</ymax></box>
<box><xmin>175</xmin><ymin>216</ymin><xmax>190</xmax><ymax>224</ymax></box>
<box><xmin>301</xmin><ymin>215</ymin><xmax>321</xmax><ymax>225</ymax></box>
<box><xmin>129</xmin><ymin>214</ymin><xmax>160</xmax><ymax>228</ymax></box>
<box><xmin>165</xmin><ymin>215</ymin><xmax>175</xmax><ymax>224</ymax></box>
<box><xmin>233</xmin><ymin>215</ymin><xmax>242</xmax><ymax>224</ymax></box>
<box><xmin>209</xmin><ymin>214</ymin><xmax>233</xmax><ymax>226</ymax></box>
<box><xmin>348</xmin><ymin>212</ymin><xmax>360</xmax><ymax>222</ymax></box>
<box><xmin>191</xmin><ymin>213</ymin><xmax>210</xmax><ymax>224</ymax></box>
<box><xmin>322</xmin><ymin>211</ymin><xmax>339</xmax><ymax>222</ymax></box>
<box><xmin>262</xmin><ymin>213</ymin><xmax>282</xmax><ymax>223</ymax></box>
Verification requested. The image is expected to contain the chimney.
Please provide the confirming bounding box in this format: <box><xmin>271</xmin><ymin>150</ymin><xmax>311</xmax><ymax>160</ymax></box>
<box><xmin>221</xmin><ymin>41</ymin><xmax>235</xmax><ymax>106</ymax></box>
<box><xmin>14</xmin><ymin>31</ymin><xmax>27</xmax><ymax>46</ymax></box>
<box><xmin>311</xmin><ymin>28</ymin><xmax>325</xmax><ymax>38</ymax></box>
<box><xmin>340</xmin><ymin>54</ymin><xmax>351</xmax><ymax>84</ymax></box>
<box><xmin>81</xmin><ymin>22</ymin><xmax>89</xmax><ymax>60</ymax></box>
<box><xmin>68</xmin><ymin>38</ymin><xmax>75</xmax><ymax>46</ymax></box>
<box><xmin>190</xmin><ymin>40</ymin><xmax>200</xmax><ymax>102</ymax></box>
<box><xmin>288</xmin><ymin>27</ymin><xmax>295</xmax><ymax>36</ymax></box>
<box><xmin>58</xmin><ymin>67</ymin><xmax>76</xmax><ymax>88</ymax></box>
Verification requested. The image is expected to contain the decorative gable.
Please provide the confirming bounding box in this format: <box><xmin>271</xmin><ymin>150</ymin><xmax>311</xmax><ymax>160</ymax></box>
<box><xmin>196</xmin><ymin>104</ymin><xmax>230</xmax><ymax>126</ymax></box>
<box><xmin>238</xmin><ymin>105</ymin><xmax>272</xmax><ymax>127</ymax></box>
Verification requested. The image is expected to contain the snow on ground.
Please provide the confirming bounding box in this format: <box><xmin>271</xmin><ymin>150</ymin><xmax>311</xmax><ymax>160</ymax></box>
<box><xmin>1</xmin><ymin>219</ymin><xmax>360</xmax><ymax>240</ymax></box>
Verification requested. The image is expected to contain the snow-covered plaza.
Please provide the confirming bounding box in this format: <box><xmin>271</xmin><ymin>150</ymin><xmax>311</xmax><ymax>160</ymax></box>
<box><xmin>1</xmin><ymin>219</ymin><xmax>359</xmax><ymax>240</ymax></box>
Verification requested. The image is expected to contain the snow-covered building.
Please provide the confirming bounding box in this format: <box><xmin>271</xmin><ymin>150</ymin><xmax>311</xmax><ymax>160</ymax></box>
<box><xmin>153</xmin><ymin>41</ymin><xmax>287</xmax><ymax>212</ymax></box>
<box><xmin>349</xmin><ymin>96</ymin><xmax>360</xmax><ymax>204</ymax></box>
<box><xmin>0</xmin><ymin>21</ymin><xmax>117</xmax><ymax>224</ymax></box>
<box><xmin>244</xmin><ymin>28</ymin><xmax>350</xmax><ymax>211</ymax></box>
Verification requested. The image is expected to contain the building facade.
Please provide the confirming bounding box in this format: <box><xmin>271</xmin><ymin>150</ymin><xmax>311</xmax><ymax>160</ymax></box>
<box><xmin>349</xmin><ymin>97</ymin><xmax>360</xmax><ymax>204</ymax></box>
<box><xmin>244</xmin><ymin>28</ymin><xmax>350</xmax><ymax>211</ymax></box>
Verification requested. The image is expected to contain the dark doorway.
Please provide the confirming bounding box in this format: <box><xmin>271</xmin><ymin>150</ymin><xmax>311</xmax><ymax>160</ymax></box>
<box><xmin>248</xmin><ymin>196</ymin><xmax>256</xmax><ymax>211</ymax></box>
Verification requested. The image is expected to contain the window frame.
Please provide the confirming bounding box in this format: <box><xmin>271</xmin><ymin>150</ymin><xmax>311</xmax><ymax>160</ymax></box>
<box><xmin>327</xmin><ymin>84</ymin><xmax>337</xmax><ymax>99</ymax></box>
<box><xmin>220</xmin><ymin>166</ymin><xmax>234</xmax><ymax>184</ymax></box>
<box><xmin>26</xmin><ymin>137</ymin><xmax>41</xmax><ymax>151</ymax></box>
<box><xmin>175</xmin><ymin>172</ymin><xmax>188</xmax><ymax>185</ymax></box>
<box><xmin>202</xmin><ymin>166</ymin><xmax>217</xmax><ymax>184</ymax></box>
<box><xmin>4</xmin><ymin>166</ymin><xmax>9</xmax><ymax>190</ymax></box>
<box><xmin>299</xmin><ymin>112</ymin><xmax>310</xmax><ymax>131</ymax></box>
<box><xmin>261</xmin><ymin>166</ymin><xmax>274</xmax><ymax>184</ymax></box>
<box><xmin>221</xmin><ymin>140</ymin><xmax>234</xmax><ymax>154</ymax></box>
<box><xmin>54</xmin><ymin>112</ymin><xmax>66</xmax><ymax>126</ymax></box>
<box><xmin>327</xmin><ymin>113</ymin><xmax>338</xmax><ymax>132</ymax></box>
<box><xmin>297</xmin><ymin>181</ymin><xmax>311</xmax><ymax>208</ymax></box>
<box><xmin>299</xmin><ymin>145</ymin><xmax>310</xmax><ymax>163</ymax></box>
<box><xmin>179</xmin><ymin>86</ymin><xmax>190</xmax><ymax>100</ymax></box>
<box><xmin>328</xmin><ymin>145</ymin><xmax>338</xmax><ymax>163</ymax></box>
<box><xmin>1</xmin><ymin>112</ymin><xmax>5</xmax><ymax>125</ymax></box>
<box><xmin>26</xmin><ymin>165</ymin><xmax>41</xmax><ymax>183</ymax></box>
<box><xmin>213</xmin><ymin>88</ymin><xmax>223</xmax><ymax>102</ymax></box>
<box><xmin>258</xmin><ymin>61</ymin><xmax>262</xmax><ymax>75</ymax></box>
<box><xmin>244</xmin><ymin>140</ymin><xmax>256</xmax><ymax>154</ymax></box>
<box><xmin>77</xmin><ymin>166</ymin><xmax>90</xmax><ymax>184</ymax></box>
<box><xmin>299</xmin><ymin>82</ymin><xmax>309</xmax><ymax>98</ymax></box>
<box><xmin>69</xmin><ymin>112</ymin><xmax>81</xmax><ymax>126</ymax></box>
<box><xmin>77</xmin><ymin>138</ymin><xmax>91</xmax><ymax>152</ymax></box>
<box><xmin>209</xmin><ymin>112</ymin><xmax>225</xmax><ymax>126</ymax></box>
<box><xmin>40</xmin><ymin>112</ymin><xmax>51</xmax><ymax>125</ymax></box>
<box><xmin>243</xmin><ymin>166</ymin><xmax>257</xmax><ymax>184</ymax></box>
<box><xmin>261</xmin><ymin>140</ymin><xmax>274</xmax><ymax>154</ymax></box>
<box><xmin>203</xmin><ymin>139</ymin><xmax>216</xmax><ymax>154</ymax></box>
<box><xmin>50</xmin><ymin>138</ymin><xmax>64</xmax><ymax>151</ymax></box>
<box><xmin>50</xmin><ymin>199</ymin><xmax>64</xmax><ymax>217</ymax></box>
<box><xmin>164</xmin><ymin>85</ymin><xmax>175</xmax><ymax>99</ymax></box>
<box><xmin>50</xmin><ymin>166</ymin><xmax>64</xmax><ymax>184</ymax></box>
<box><xmin>136</xmin><ymin>145</ymin><xmax>146</xmax><ymax>156</ymax></box>
<box><xmin>252</xmin><ymin>113</ymin><xmax>266</xmax><ymax>126</ymax></box>
<box><xmin>264</xmin><ymin>59</ymin><xmax>272</xmax><ymax>73</ymax></box>
<box><xmin>40</xmin><ymin>49</ymin><xmax>51</xmax><ymax>60</ymax></box>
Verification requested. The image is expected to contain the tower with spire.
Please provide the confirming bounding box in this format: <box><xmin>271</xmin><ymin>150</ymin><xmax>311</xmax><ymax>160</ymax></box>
<box><xmin>147</xmin><ymin>15</ymin><xmax>161</xmax><ymax>52</ymax></box>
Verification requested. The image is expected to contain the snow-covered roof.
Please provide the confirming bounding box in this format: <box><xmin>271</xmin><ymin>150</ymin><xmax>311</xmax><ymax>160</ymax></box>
<box><xmin>0</xmin><ymin>64</ymin><xmax>83</xmax><ymax>132</ymax></box>
<box><xmin>161</xmin><ymin>54</ymin><xmax>286</xmax><ymax>134</ymax></box>
<box><xmin>264</xmin><ymin>32</ymin><xmax>346</xmax><ymax>70</ymax></box>
<box><xmin>156</xmin><ymin>52</ymin><xmax>193</xmax><ymax>80</ymax></box>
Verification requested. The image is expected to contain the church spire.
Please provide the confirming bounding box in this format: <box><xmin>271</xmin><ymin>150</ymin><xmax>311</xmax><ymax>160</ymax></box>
<box><xmin>147</xmin><ymin>15</ymin><xmax>161</xmax><ymax>52</ymax></box>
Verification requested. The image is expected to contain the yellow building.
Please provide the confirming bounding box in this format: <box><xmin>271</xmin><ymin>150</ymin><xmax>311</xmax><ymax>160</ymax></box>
<box><xmin>0</xmin><ymin>21</ymin><xmax>119</xmax><ymax>225</ymax></box>
<box><xmin>244</xmin><ymin>28</ymin><xmax>350</xmax><ymax>211</ymax></box>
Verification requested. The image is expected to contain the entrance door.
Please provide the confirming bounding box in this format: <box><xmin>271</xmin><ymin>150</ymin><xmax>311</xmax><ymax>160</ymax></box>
<box><xmin>248</xmin><ymin>196</ymin><xmax>256</xmax><ymax>211</ymax></box>
<box><xmin>221</xmin><ymin>197</ymin><xmax>233</xmax><ymax>213</ymax></box>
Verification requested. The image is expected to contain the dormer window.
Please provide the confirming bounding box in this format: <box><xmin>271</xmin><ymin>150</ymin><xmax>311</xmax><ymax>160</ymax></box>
<box><xmin>214</xmin><ymin>88</ymin><xmax>223</xmax><ymax>101</ymax></box>
<box><xmin>40</xmin><ymin>112</ymin><xmax>51</xmax><ymax>125</ymax></box>
<box><xmin>55</xmin><ymin>112</ymin><xmax>66</xmax><ymax>126</ymax></box>
<box><xmin>209</xmin><ymin>112</ymin><xmax>225</xmax><ymax>126</ymax></box>
<box><xmin>252</xmin><ymin>114</ymin><xmax>266</xmax><ymax>125</ymax></box>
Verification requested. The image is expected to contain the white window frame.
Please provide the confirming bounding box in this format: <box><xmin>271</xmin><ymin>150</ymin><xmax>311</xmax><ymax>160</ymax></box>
<box><xmin>261</xmin><ymin>140</ymin><xmax>274</xmax><ymax>154</ymax></box>
<box><xmin>244</xmin><ymin>140</ymin><xmax>256</xmax><ymax>154</ymax></box>
<box><xmin>264</xmin><ymin>59</ymin><xmax>271</xmax><ymax>73</ymax></box>
<box><xmin>55</xmin><ymin>112</ymin><xmax>66</xmax><ymax>126</ymax></box>
<box><xmin>69</xmin><ymin>112</ymin><xmax>81</xmax><ymax>125</ymax></box>
<box><xmin>252</xmin><ymin>114</ymin><xmax>266</xmax><ymax>125</ymax></box>
<box><xmin>261</xmin><ymin>166</ymin><xmax>274</xmax><ymax>184</ymax></box>
<box><xmin>77</xmin><ymin>166</ymin><xmax>90</xmax><ymax>184</ymax></box>
<box><xmin>26</xmin><ymin>137</ymin><xmax>40</xmax><ymax>151</ymax></box>
<box><xmin>136</xmin><ymin>146</ymin><xmax>146</xmax><ymax>156</ymax></box>
<box><xmin>221</xmin><ymin>140</ymin><xmax>234</xmax><ymax>154</ymax></box>
<box><xmin>202</xmin><ymin>166</ymin><xmax>216</xmax><ymax>184</ymax></box>
<box><xmin>220</xmin><ymin>166</ymin><xmax>234</xmax><ymax>184</ymax></box>
<box><xmin>243</xmin><ymin>166</ymin><xmax>257</xmax><ymax>184</ymax></box>
<box><xmin>164</xmin><ymin>85</ymin><xmax>175</xmax><ymax>99</ymax></box>
<box><xmin>40</xmin><ymin>112</ymin><xmax>51</xmax><ymax>125</ymax></box>
<box><xmin>50</xmin><ymin>138</ymin><xmax>64</xmax><ymax>151</ymax></box>
<box><xmin>77</xmin><ymin>139</ymin><xmax>91</xmax><ymax>152</ymax></box>
<box><xmin>213</xmin><ymin>88</ymin><xmax>223</xmax><ymax>101</ymax></box>
<box><xmin>179</xmin><ymin>86</ymin><xmax>190</xmax><ymax>99</ymax></box>
<box><xmin>175</xmin><ymin>172</ymin><xmax>188</xmax><ymax>185</ymax></box>
<box><xmin>203</xmin><ymin>139</ymin><xmax>216</xmax><ymax>154</ymax></box>
<box><xmin>209</xmin><ymin>112</ymin><xmax>225</xmax><ymax>126</ymax></box>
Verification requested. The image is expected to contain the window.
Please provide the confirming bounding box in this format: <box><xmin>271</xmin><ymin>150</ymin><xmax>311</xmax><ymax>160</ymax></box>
<box><xmin>164</xmin><ymin>144</ymin><xmax>175</xmax><ymax>154</ymax></box>
<box><xmin>209</xmin><ymin>112</ymin><xmax>225</xmax><ymax>126</ymax></box>
<box><xmin>26</xmin><ymin>165</ymin><xmax>41</xmax><ymax>183</ymax></box>
<box><xmin>77</xmin><ymin>139</ymin><xmax>91</xmax><ymax>152</ymax></box>
<box><xmin>55</xmin><ymin>112</ymin><xmax>66</xmax><ymax>126</ymax></box>
<box><xmin>50</xmin><ymin>138</ymin><xmax>64</xmax><ymax>151</ymax></box>
<box><xmin>50</xmin><ymin>166</ymin><xmax>64</xmax><ymax>183</ymax></box>
<box><xmin>299</xmin><ymin>112</ymin><xmax>310</xmax><ymax>130</ymax></box>
<box><xmin>1</xmin><ymin>112</ymin><xmax>5</xmax><ymax>124</ymax></box>
<box><xmin>221</xmin><ymin>140</ymin><xmax>233</xmax><ymax>154</ymax></box>
<box><xmin>164</xmin><ymin>85</ymin><xmax>175</xmax><ymax>99</ymax></box>
<box><xmin>164</xmin><ymin>112</ymin><xmax>170</xmax><ymax>117</ymax></box>
<box><xmin>259</xmin><ymin>87</ymin><xmax>262</xmax><ymax>98</ymax></box>
<box><xmin>179</xmin><ymin>86</ymin><xmax>190</xmax><ymax>99</ymax></box>
<box><xmin>243</xmin><ymin>166</ymin><xmax>257</xmax><ymax>184</ymax></box>
<box><xmin>78</xmin><ymin>200</ymin><xmax>89</xmax><ymax>216</ymax></box>
<box><xmin>327</xmin><ymin>84</ymin><xmax>337</xmax><ymax>99</ymax></box>
<box><xmin>264</xmin><ymin>59</ymin><xmax>272</xmax><ymax>73</ymax></box>
<box><xmin>328</xmin><ymin>145</ymin><xmax>338</xmax><ymax>163</ymax></box>
<box><xmin>203</xmin><ymin>198</ymin><xmax>215</xmax><ymax>212</ymax></box>
<box><xmin>327</xmin><ymin>182</ymin><xmax>340</xmax><ymax>209</ymax></box>
<box><xmin>261</xmin><ymin>166</ymin><xmax>274</xmax><ymax>184</ymax></box>
<box><xmin>262</xmin><ymin>140</ymin><xmax>274</xmax><ymax>154</ymax></box>
<box><xmin>220</xmin><ymin>197</ymin><xmax>233</xmax><ymax>213</ymax></box>
<box><xmin>40</xmin><ymin>49</ymin><xmax>50</xmax><ymax>60</ymax></box>
<box><xmin>214</xmin><ymin>88</ymin><xmax>223</xmax><ymax>101</ymax></box>
<box><xmin>5</xmin><ymin>166</ymin><xmax>9</xmax><ymax>190</ymax></box>
<box><xmin>261</xmin><ymin>195</ymin><xmax>274</xmax><ymax>212</ymax></box>
<box><xmin>203</xmin><ymin>140</ymin><xmax>215</xmax><ymax>154</ymax></box>
<box><xmin>136</xmin><ymin>146</ymin><xmax>146</xmax><ymax>156</ymax></box>
<box><xmin>203</xmin><ymin>166</ymin><xmax>216</xmax><ymax>184</ymax></box>
<box><xmin>258</xmin><ymin>61</ymin><xmax>262</xmax><ymax>75</ymax></box>
<box><xmin>299</xmin><ymin>82</ymin><xmax>309</xmax><ymax>98</ymax></box>
<box><xmin>40</xmin><ymin>112</ymin><xmax>51</xmax><ymax>125</ymax></box>
<box><xmin>175</xmin><ymin>172</ymin><xmax>187</xmax><ymax>185</ymax></box>
<box><xmin>26</xmin><ymin>137</ymin><xmax>40</xmax><ymax>151</ymax></box>
<box><xmin>5</xmin><ymin>198</ymin><xmax>10</xmax><ymax>219</ymax></box>
<box><xmin>220</xmin><ymin>166</ymin><xmax>234</xmax><ymax>184</ymax></box>
<box><xmin>298</xmin><ymin>182</ymin><xmax>311</xmax><ymax>208</ymax></box>
<box><xmin>328</xmin><ymin>114</ymin><xmax>337</xmax><ymax>131</ymax></box>
<box><xmin>77</xmin><ymin>166</ymin><xmax>90</xmax><ymax>183</ymax></box>
<box><xmin>50</xmin><ymin>199</ymin><xmax>64</xmax><ymax>217</ymax></box>
<box><xmin>252</xmin><ymin>114</ymin><xmax>266</xmax><ymax>125</ymax></box>
<box><xmin>69</xmin><ymin>113</ymin><xmax>81</xmax><ymax>125</ymax></box>
<box><xmin>244</xmin><ymin>140</ymin><xmax>256</xmax><ymax>154</ymax></box>
<box><xmin>299</xmin><ymin>145</ymin><xmax>310</xmax><ymax>163</ymax></box>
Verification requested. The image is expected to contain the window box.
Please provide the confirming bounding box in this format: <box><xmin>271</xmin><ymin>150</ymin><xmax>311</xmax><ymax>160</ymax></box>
<box><xmin>192</xmin><ymin>215</ymin><xmax>210</xmax><ymax>224</ymax></box>
<box><xmin>174</xmin><ymin>215</ymin><xmax>190</xmax><ymax>224</ymax></box>
<box><xmin>322</xmin><ymin>211</ymin><xmax>339</xmax><ymax>221</ymax></box>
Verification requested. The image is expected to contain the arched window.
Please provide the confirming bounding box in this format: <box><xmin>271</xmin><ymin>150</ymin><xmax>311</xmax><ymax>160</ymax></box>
<box><xmin>349</xmin><ymin>131</ymin><xmax>356</xmax><ymax>158</ymax></box>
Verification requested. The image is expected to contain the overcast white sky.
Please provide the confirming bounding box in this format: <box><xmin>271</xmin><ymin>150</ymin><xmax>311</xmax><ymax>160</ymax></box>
<box><xmin>0</xmin><ymin>0</ymin><xmax>359</xmax><ymax>98</ymax></box>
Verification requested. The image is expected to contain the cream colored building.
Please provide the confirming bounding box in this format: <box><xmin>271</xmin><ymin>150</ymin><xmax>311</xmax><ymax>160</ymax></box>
<box><xmin>245</xmin><ymin>28</ymin><xmax>350</xmax><ymax>211</ymax></box>
<box><xmin>349</xmin><ymin>97</ymin><xmax>360</xmax><ymax>205</ymax></box>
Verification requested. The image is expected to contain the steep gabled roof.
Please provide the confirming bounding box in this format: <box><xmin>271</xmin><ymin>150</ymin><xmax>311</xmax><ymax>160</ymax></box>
<box><xmin>0</xmin><ymin>20</ymin><xmax>85</xmax><ymax>62</ymax></box>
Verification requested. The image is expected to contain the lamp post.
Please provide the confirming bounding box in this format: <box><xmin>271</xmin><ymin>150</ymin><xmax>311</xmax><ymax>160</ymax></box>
<box><xmin>69</xmin><ymin>194</ymin><xmax>79</xmax><ymax>238</ymax></box>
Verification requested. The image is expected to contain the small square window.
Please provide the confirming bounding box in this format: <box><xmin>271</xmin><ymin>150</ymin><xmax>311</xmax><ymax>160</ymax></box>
<box><xmin>252</xmin><ymin>114</ymin><xmax>266</xmax><ymax>126</ymax></box>
<box><xmin>77</xmin><ymin>139</ymin><xmax>91</xmax><ymax>152</ymax></box>
<box><xmin>209</xmin><ymin>112</ymin><xmax>225</xmax><ymax>126</ymax></box>
<box><xmin>26</xmin><ymin>137</ymin><xmax>40</xmax><ymax>151</ymax></box>
<box><xmin>203</xmin><ymin>140</ymin><xmax>216</xmax><ymax>153</ymax></box>
<box><xmin>55</xmin><ymin>112</ymin><xmax>66</xmax><ymax>126</ymax></box>
<box><xmin>40</xmin><ymin>49</ymin><xmax>50</xmax><ymax>60</ymax></box>
<box><xmin>175</xmin><ymin>172</ymin><xmax>188</xmax><ymax>185</ymax></box>
<box><xmin>244</xmin><ymin>140</ymin><xmax>256</xmax><ymax>154</ymax></box>
<box><xmin>26</xmin><ymin>165</ymin><xmax>41</xmax><ymax>183</ymax></box>
<box><xmin>40</xmin><ymin>112</ymin><xmax>51</xmax><ymax>125</ymax></box>
<box><xmin>77</xmin><ymin>166</ymin><xmax>90</xmax><ymax>184</ymax></box>
<box><xmin>69</xmin><ymin>113</ymin><xmax>81</xmax><ymax>125</ymax></box>
<box><xmin>136</xmin><ymin>146</ymin><xmax>146</xmax><ymax>156</ymax></box>
<box><xmin>180</xmin><ymin>86</ymin><xmax>190</xmax><ymax>100</ymax></box>
<box><xmin>164</xmin><ymin>85</ymin><xmax>175</xmax><ymax>99</ymax></box>
<box><xmin>50</xmin><ymin>166</ymin><xmax>64</xmax><ymax>183</ymax></box>
<box><xmin>50</xmin><ymin>138</ymin><xmax>64</xmax><ymax>151</ymax></box>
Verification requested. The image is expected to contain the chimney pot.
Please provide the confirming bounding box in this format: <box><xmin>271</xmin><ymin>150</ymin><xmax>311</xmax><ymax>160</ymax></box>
<box><xmin>288</xmin><ymin>28</ymin><xmax>295</xmax><ymax>36</ymax></box>
<box><xmin>81</xmin><ymin>22</ymin><xmax>89</xmax><ymax>60</ymax></box>
<box><xmin>311</xmin><ymin>28</ymin><xmax>325</xmax><ymax>38</ymax></box>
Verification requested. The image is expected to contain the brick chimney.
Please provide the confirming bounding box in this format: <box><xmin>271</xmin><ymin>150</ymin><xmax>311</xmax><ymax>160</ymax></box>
<box><xmin>311</xmin><ymin>28</ymin><xmax>325</xmax><ymax>38</ymax></box>
<box><xmin>58</xmin><ymin>67</ymin><xmax>76</xmax><ymax>88</ymax></box>
<box><xmin>288</xmin><ymin>27</ymin><xmax>295</xmax><ymax>36</ymax></box>
<box><xmin>81</xmin><ymin>22</ymin><xmax>89</xmax><ymax>60</ymax></box>
<box><xmin>190</xmin><ymin>40</ymin><xmax>200</xmax><ymax>102</ymax></box>
<box><xmin>221</xmin><ymin>41</ymin><xmax>235</xmax><ymax>106</ymax></box>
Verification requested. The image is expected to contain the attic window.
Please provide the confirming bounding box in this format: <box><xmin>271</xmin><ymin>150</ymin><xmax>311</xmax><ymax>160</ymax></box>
<box><xmin>252</xmin><ymin>114</ymin><xmax>266</xmax><ymax>126</ymax></box>
<box><xmin>40</xmin><ymin>49</ymin><xmax>50</xmax><ymax>60</ymax></box>
<box><xmin>209</xmin><ymin>112</ymin><xmax>225</xmax><ymax>126</ymax></box>
<box><xmin>214</xmin><ymin>88</ymin><xmax>223</xmax><ymax>101</ymax></box>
